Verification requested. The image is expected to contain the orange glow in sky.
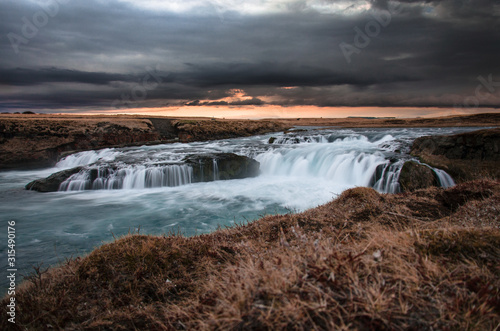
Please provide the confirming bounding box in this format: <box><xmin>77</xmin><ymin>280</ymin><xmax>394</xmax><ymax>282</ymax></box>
<box><xmin>85</xmin><ymin>105</ymin><xmax>500</xmax><ymax>119</ymax></box>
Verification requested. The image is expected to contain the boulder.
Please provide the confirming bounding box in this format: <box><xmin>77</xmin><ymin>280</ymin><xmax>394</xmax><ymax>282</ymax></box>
<box><xmin>26</xmin><ymin>167</ymin><xmax>83</xmax><ymax>192</ymax></box>
<box><xmin>184</xmin><ymin>153</ymin><xmax>260</xmax><ymax>182</ymax></box>
<box><xmin>411</xmin><ymin>128</ymin><xmax>500</xmax><ymax>161</ymax></box>
<box><xmin>398</xmin><ymin>161</ymin><xmax>439</xmax><ymax>192</ymax></box>
<box><xmin>410</xmin><ymin>128</ymin><xmax>500</xmax><ymax>182</ymax></box>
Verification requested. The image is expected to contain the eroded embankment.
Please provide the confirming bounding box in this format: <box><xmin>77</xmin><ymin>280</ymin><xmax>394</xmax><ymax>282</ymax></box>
<box><xmin>411</xmin><ymin>128</ymin><xmax>500</xmax><ymax>182</ymax></box>
<box><xmin>0</xmin><ymin>115</ymin><xmax>289</xmax><ymax>169</ymax></box>
<box><xmin>2</xmin><ymin>180</ymin><xmax>499</xmax><ymax>330</ymax></box>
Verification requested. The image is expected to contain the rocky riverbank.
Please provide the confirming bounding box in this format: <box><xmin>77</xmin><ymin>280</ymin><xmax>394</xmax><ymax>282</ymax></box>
<box><xmin>410</xmin><ymin>128</ymin><xmax>500</xmax><ymax>182</ymax></box>
<box><xmin>0</xmin><ymin>115</ymin><xmax>289</xmax><ymax>170</ymax></box>
<box><xmin>2</xmin><ymin>180</ymin><xmax>499</xmax><ymax>330</ymax></box>
<box><xmin>2</xmin><ymin>113</ymin><xmax>499</xmax><ymax>170</ymax></box>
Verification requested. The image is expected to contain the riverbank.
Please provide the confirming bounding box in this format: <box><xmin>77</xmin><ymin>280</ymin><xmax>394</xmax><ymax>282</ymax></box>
<box><xmin>1</xmin><ymin>112</ymin><xmax>499</xmax><ymax>170</ymax></box>
<box><xmin>2</xmin><ymin>179</ymin><xmax>499</xmax><ymax>329</ymax></box>
<box><xmin>410</xmin><ymin>128</ymin><xmax>500</xmax><ymax>182</ymax></box>
<box><xmin>0</xmin><ymin>114</ymin><xmax>289</xmax><ymax>170</ymax></box>
<box><xmin>274</xmin><ymin>112</ymin><xmax>500</xmax><ymax>128</ymax></box>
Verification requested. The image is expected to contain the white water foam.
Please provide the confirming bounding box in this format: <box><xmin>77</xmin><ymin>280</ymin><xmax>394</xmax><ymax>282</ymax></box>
<box><xmin>56</xmin><ymin>149</ymin><xmax>121</xmax><ymax>169</ymax></box>
<box><xmin>60</xmin><ymin>164</ymin><xmax>193</xmax><ymax>191</ymax></box>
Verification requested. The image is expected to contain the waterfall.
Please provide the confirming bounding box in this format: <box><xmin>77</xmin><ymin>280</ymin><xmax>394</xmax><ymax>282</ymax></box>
<box><xmin>372</xmin><ymin>161</ymin><xmax>404</xmax><ymax>193</ymax></box>
<box><xmin>256</xmin><ymin>145</ymin><xmax>392</xmax><ymax>189</ymax></box>
<box><xmin>59</xmin><ymin>171</ymin><xmax>91</xmax><ymax>191</ymax></box>
<box><xmin>433</xmin><ymin>168</ymin><xmax>455</xmax><ymax>188</ymax></box>
<box><xmin>54</xmin><ymin>130</ymin><xmax>455</xmax><ymax>194</ymax></box>
<box><xmin>256</xmin><ymin>142</ymin><xmax>454</xmax><ymax>194</ymax></box>
<box><xmin>56</xmin><ymin>149</ymin><xmax>120</xmax><ymax>169</ymax></box>
<box><xmin>372</xmin><ymin>160</ymin><xmax>456</xmax><ymax>193</ymax></box>
<box><xmin>213</xmin><ymin>159</ymin><xmax>220</xmax><ymax>181</ymax></box>
<box><xmin>59</xmin><ymin>164</ymin><xmax>193</xmax><ymax>191</ymax></box>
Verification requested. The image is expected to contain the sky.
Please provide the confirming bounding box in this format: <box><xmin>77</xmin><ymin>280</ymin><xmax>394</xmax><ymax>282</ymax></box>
<box><xmin>0</xmin><ymin>0</ymin><xmax>499</xmax><ymax>118</ymax></box>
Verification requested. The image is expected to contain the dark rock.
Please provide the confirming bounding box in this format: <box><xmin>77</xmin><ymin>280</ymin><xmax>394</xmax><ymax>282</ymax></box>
<box><xmin>398</xmin><ymin>161</ymin><xmax>439</xmax><ymax>192</ymax></box>
<box><xmin>147</xmin><ymin>118</ymin><xmax>178</xmax><ymax>140</ymax></box>
<box><xmin>26</xmin><ymin>167</ymin><xmax>83</xmax><ymax>192</ymax></box>
<box><xmin>411</xmin><ymin>128</ymin><xmax>500</xmax><ymax>161</ymax></box>
<box><xmin>268</xmin><ymin>137</ymin><xmax>277</xmax><ymax>144</ymax></box>
<box><xmin>184</xmin><ymin>153</ymin><xmax>260</xmax><ymax>182</ymax></box>
<box><xmin>410</xmin><ymin>128</ymin><xmax>500</xmax><ymax>182</ymax></box>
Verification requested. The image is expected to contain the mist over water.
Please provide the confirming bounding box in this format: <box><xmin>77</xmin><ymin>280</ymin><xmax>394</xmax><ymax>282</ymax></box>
<box><xmin>0</xmin><ymin>127</ymin><xmax>481</xmax><ymax>290</ymax></box>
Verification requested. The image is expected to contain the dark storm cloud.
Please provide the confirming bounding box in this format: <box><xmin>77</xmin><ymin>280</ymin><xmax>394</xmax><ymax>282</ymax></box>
<box><xmin>179</xmin><ymin>62</ymin><xmax>419</xmax><ymax>87</ymax></box>
<box><xmin>0</xmin><ymin>68</ymin><xmax>132</xmax><ymax>86</ymax></box>
<box><xmin>0</xmin><ymin>0</ymin><xmax>499</xmax><ymax>112</ymax></box>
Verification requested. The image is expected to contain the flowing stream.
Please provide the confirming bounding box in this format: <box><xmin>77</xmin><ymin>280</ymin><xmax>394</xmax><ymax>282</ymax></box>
<box><xmin>0</xmin><ymin>126</ymin><xmax>482</xmax><ymax>290</ymax></box>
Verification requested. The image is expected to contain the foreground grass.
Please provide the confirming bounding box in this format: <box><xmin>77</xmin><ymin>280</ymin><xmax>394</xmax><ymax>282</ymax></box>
<box><xmin>2</xmin><ymin>180</ymin><xmax>500</xmax><ymax>330</ymax></box>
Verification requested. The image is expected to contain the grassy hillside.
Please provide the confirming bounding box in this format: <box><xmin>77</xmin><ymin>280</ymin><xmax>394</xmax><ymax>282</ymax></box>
<box><xmin>2</xmin><ymin>180</ymin><xmax>499</xmax><ymax>330</ymax></box>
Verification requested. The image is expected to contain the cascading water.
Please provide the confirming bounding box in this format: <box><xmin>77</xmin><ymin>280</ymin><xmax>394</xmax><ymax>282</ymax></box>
<box><xmin>54</xmin><ymin>130</ymin><xmax>453</xmax><ymax>194</ymax></box>
<box><xmin>256</xmin><ymin>134</ymin><xmax>407</xmax><ymax>193</ymax></box>
<box><xmin>60</xmin><ymin>164</ymin><xmax>193</xmax><ymax>191</ymax></box>
<box><xmin>434</xmin><ymin>168</ymin><xmax>455</xmax><ymax>188</ymax></box>
<box><xmin>56</xmin><ymin>149</ymin><xmax>121</xmax><ymax>169</ymax></box>
<box><xmin>257</xmin><ymin>148</ymin><xmax>390</xmax><ymax>188</ymax></box>
<box><xmin>271</xmin><ymin>135</ymin><xmax>328</xmax><ymax>144</ymax></box>
<box><xmin>372</xmin><ymin>161</ymin><xmax>404</xmax><ymax>193</ymax></box>
<box><xmin>213</xmin><ymin>159</ymin><xmax>220</xmax><ymax>181</ymax></box>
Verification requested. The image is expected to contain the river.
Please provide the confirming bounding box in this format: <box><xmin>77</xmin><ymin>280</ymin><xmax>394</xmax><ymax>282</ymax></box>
<box><xmin>0</xmin><ymin>126</ymin><xmax>482</xmax><ymax>291</ymax></box>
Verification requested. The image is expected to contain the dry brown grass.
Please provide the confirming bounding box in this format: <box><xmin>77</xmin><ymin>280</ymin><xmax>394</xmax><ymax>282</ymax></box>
<box><xmin>273</xmin><ymin>112</ymin><xmax>500</xmax><ymax>128</ymax></box>
<box><xmin>2</xmin><ymin>181</ymin><xmax>500</xmax><ymax>330</ymax></box>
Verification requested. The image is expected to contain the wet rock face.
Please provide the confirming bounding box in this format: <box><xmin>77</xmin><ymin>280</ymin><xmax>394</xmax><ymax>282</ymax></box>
<box><xmin>411</xmin><ymin>128</ymin><xmax>500</xmax><ymax>161</ymax></box>
<box><xmin>410</xmin><ymin>128</ymin><xmax>500</xmax><ymax>182</ymax></box>
<box><xmin>184</xmin><ymin>153</ymin><xmax>260</xmax><ymax>182</ymax></box>
<box><xmin>398</xmin><ymin>161</ymin><xmax>439</xmax><ymax>192</ymax></box>
<box><xmin>25</xmin><ymin>167</ymin><xmax>84</xmax><ymax>192</ymax></box>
